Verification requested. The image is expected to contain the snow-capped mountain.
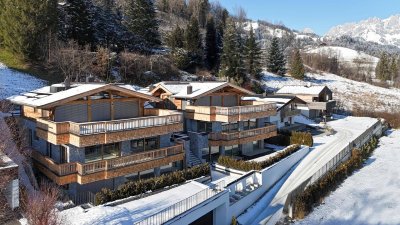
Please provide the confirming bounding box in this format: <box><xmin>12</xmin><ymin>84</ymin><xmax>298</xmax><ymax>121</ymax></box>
<box><xmin>326</xmin><ymin>15</ymin><xmax>400</xmax><ymax>47</ymax></box>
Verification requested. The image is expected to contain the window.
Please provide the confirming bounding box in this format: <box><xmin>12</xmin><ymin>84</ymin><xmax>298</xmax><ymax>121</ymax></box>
<box><xmin>131</xmin><ymin>136</ymin><xmax>159</xmax><ymax>152</ymax></box>
<box><xmin>33</xmin><ymin>131</ymin><xmax>39</xmax><ymax>141</ymax></box>
<box><xmin>60</xmin><ymin>145</ymin><xmax>67</xmax><ymax>163</ymax></box>
<box><xmin>84</xmin><ymin>143</ymin><xmax>120</xmax><ymax>162</ymax></box>
<box><xmin>46</xmin><ymin>142</ymin><xmax>52</xmax><ymax>158</ymax></box>
<box><xmin>198</xmin><ymin>121</ymin><xmax>212</xmax><ymax>133</ymax></box>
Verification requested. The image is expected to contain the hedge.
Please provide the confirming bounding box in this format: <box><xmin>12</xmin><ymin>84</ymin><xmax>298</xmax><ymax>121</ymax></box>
<box><xmin>95</xmin><ymin>164</ymin><xmax>210</xmax><ymax>205</ymax></box>
<box><xmin>290</xmin><ymin>131</ymin><xmax>313</xmax><ymax>147</ymax></box>
<box><xmin>217</xmin><ymin>144</ymin><xmax>301</xmax><ymax>172</ymax></box>
<box><xmin>292</xmin><ymin>136</ymin><xmax>379</xmax><ymax>219</ymax></box>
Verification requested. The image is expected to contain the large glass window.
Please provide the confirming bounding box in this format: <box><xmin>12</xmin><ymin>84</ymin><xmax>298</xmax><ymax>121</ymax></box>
<box><xmin>198</xmin><ymin>121</ymin><xmax>212</xmax><ymax>133</ymax></box>
<box><xmin>225</xmin><ymin>145</ymin><xmax>240</xmax><ymax>156</ymax></box>
<box><xmin>130</xmin><ymin>136</ymin><xmax>159</xmax><ymax>152</ymax></box>
<box><xmin>85</xmin><ymin>143</ymin><xmax>120</xmax><ymax>162</ymax></box>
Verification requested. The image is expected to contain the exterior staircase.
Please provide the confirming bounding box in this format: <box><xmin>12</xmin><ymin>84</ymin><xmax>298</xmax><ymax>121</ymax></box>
<box><xmin>187</xmin><ymin>150</ymin><xmax>202</xmax><ymax>167</ymax></box>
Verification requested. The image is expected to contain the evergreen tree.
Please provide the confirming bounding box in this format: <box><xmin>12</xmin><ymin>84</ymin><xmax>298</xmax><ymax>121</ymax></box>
<box><xmin>267</xmin><ymin>37</ymin><xmax>286</xmax><ymax>75</ymax></box>
<box><xmin>244</xmin><ymin>25</ymin><xmax>262</xmax><ymax>79</ymax></box>
<box><xmin>167</xmin><ymin>25</ymin><xmax>184</xmax><ymax>50</ymax></box>
<box><xmin>0</xmin><ymin>0</ymin><xmax>58</xmax><ymax>59</ymax></box>
<box><xmin>125</xmin><ymin>0</ymin><xmax>161</xmax><ymax>48</ymax></box>
<box><xmin>375</xmin><ymin>52</ymin><xmax>390</xmax><ymax>81</ymax></box>
<box><xmin>185</xmin><ymin>17</ymin><xmax>202</xmax><ymax>54</ymax></box>
<box><xmin>65</xmin><ymin>0</ymin><xmax>96</xmax><ymax>47</ymax></box>
<box><xmin>390</xmin><ymin>57</ymin><xmax>398</xmax><ymax>82</ymax></box>
<box><xmin>219</xmin><ymin>19</ymin><xmax>246</xmax><ymax>85</ymax></box>
<box><xmin>205</xmin><ymin>16</ymin><xmax>217</xmax><ymax>70</ymax></box>
<box><xmin>289</xmin><ymin>48</ymin><xmax>305</xmax><ymax>80</ymax></box>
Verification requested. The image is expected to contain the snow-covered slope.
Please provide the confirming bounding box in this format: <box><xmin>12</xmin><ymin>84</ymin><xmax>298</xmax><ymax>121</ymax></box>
<box><xmin>307</xmin><ymin>46</ymin><xmax>379</xmax><ymax>65</ymax></box>
<box><xmin>326</xmin><ymin>14</ymin><xmax>400</xmax><ymax>47</ymax></box>
<box><xmin>0</xmin><ymin>62</ymin><xmax>46</xmax><ymax>99</ymax></box>
<box><xmin>295</xmin><ymin>129</ymin><xmax>400</xmax><ymax>225</ymax></box>
<box><xmin>262</xmin><ymin>71</ymin><xmax>400</xmax><ymax>112</ymax></box>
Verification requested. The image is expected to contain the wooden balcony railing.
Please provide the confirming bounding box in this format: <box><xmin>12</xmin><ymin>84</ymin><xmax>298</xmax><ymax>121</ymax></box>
<box><xmin>208</xmin><ymin>125</ymin><xmax>277</xmax><ymax>141</ymax></box>
<box><xmin>37</xmin><ymin>109</ymin><xmax>182</xmax><ymax>136</ymax></box>
<box><xmin>32</xmin><ymin>144</ymin><xmax>184</xmax><ymax>177</ymax></box>
<box><xmin>307</xmin><ymin>100</ymin><xmax>336</xmax><ymax>110</ymax></box>
<box><xmin>186</xmin><ymin>102</ymin><xmax>275</xmax><ymax>116</ymax></box>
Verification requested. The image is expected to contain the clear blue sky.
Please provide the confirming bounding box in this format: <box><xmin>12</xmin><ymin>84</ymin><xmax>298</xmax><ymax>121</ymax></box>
<box><xmin>216</xmin><ymin>0</ymin><xmax>400</xmax><ymax>35</ymax></box>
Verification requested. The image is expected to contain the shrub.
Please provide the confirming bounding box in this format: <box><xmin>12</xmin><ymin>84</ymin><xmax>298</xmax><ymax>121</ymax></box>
<box><xmin>95</xmin><ymin>164</ymin><xmax>210</xmax><ymax>205</ymax></box>
<box><xmin>290</xmin><ymin>131</ymin><xmax>314</xmax><ymax>147</ymax></box>
<box><xmin>217</xmin><ymin>145</ymin><xmax>301</xmax><ymax>172</ymax></box>
<box><xmin>292</xmin><ymin>137</ymin><xmax>379</xmax><ymax>219</ymax></box>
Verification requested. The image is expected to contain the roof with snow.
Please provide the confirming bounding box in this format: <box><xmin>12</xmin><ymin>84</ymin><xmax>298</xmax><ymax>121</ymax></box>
<box><xmin>275</xmin><ymin>85</ymin><xmax>330</xmax><ymax>96</ymax></box>
<box><xmin>144</xmin><ymin>81</ymin><xmax>254</xmax><ymax>99</ymax></box>
<box><xmin>60</xmin><ymin>181</ymin><xmax>210</xmax><ymax>225</ymax></box>
<box><xmin>243</xmin><ymin>95</ymin><xmax>306</xmax><ymax>111</ymax></box>
<box><xmin>7</xmin><ymin>83</ymin><xmax>160</xmax><ymax>109</ymax></box>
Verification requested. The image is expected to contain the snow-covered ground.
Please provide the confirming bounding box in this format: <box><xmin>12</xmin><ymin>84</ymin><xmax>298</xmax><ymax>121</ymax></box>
<box><xmin>295</xmin><ymin>129</ymin><xmax>400</xmax><ymax>225</ymax></box>
<box><xmin>0</xmin><ymin>62</ymin><xmax>46</xmax><ymax>99</ymax></box>
<box><xmin>307</xmin><ymin>46</ymin><xmax>379</xmax><ymax>65</ymax></box>
<box><xmin>246</xmin><ymin>116</ymin><xmax>379</xmax><ymax>225</ymax></box>
<box><xmin>262</xmin><ymin>71</ymin><xmax>400</xmax><ymax>112</ymax></box>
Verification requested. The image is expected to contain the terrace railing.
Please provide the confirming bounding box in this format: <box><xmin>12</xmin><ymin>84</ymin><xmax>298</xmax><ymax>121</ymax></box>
<box><xmin>186</xmin><ymin>102</ymin><xmax>276</xmax><ymax>116</ymax></box>
<box><xmin>134</xmin><ymin>180</ymin><xmax>226</xmax><ymax>225</ymax></box>
<box><xmin>209</xmin><ymin>125</ymin><xmax>277</xmax><ymax>141</ymax></box>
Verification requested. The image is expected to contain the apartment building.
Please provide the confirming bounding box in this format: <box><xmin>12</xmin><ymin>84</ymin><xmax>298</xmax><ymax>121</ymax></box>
<box><xmin>144</xmin><ymin>81</ymin><xmax>277</xmax><ymax>163</ymax></box>
<box><xmin>8</xmin><ymin>83</ymin><xmax>185</xmax><ymax>198</ymax></box>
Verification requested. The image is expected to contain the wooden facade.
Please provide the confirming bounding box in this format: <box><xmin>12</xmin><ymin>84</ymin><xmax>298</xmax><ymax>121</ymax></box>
<box><xmin>31</xmin><ymin>144</ymin><xmax>184</xmax><ymax>185</ymax></box>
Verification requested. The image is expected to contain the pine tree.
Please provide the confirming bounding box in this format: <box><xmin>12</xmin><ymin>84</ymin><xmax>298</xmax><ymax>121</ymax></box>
<box><xmin>185</xmin><ymin>17</ymin><xmax>202</xmax><ymax>54</ymax></box>
<box><xmin>125</xmin><ymin>0</ymin><xmax>161</xmax><ymax>48</ymax></box>
<box><xmin>267</xmin><ymin>37</ymin><xmax>286</xmax><ymax>75</ymax></box>
<box><xmin>244</xmin><ymin>25</ymin><xmax>262</xmax><ymax>79</ymax></box>
<box><xmin>205</xmin><ymin>16</ymin><xmax>217</xmax><ymax>70</ymax></box>
<box><xmin>65</xmin><ymin>0</ymin><xmax>96</xmax><ymax>47</ymax></box>
<box><xmin>0</xmin><ymin>0</ymin><xmax>58</xmax><ymax>60</ymax></box>
<box><xmin>219</xmin><ymin>19</ymin><xmax>246</xmax><ymax>85</ymax></box>
<box><xmin>289</xmin><ymin>48</ymin><xmax>305</xmax><ymax>80</ymax></box>
<box><xmin>390</xmin><ymin>57</ymin><xmax>398</xmax><ymax>82</ymax></box>
<box><xmin>167</xmin><ymin>25</ymin><xmax>184</xmax><ymax>50</ymax></box>
<box><xmin>375</xmin><ymin>52</ymin><xmax>390</xmax><ymax>81</ymax></box>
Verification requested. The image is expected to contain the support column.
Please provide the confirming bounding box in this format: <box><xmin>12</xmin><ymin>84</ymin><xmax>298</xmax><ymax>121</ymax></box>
<box><xmin>219</xmin><ymin>146</ymin><xmax>225</xmax><ymax>156</ymax></box>
<box><xmin>154</xmin><ymin>167</ymin><xmax>161</xmax><ymax>177</ymax></box>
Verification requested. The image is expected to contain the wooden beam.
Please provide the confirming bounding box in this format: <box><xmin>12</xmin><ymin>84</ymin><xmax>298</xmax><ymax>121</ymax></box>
<box><xmin>87</xmin><ymin>96</ymin><xmax>92</xmax><ymax>122</ymax></box>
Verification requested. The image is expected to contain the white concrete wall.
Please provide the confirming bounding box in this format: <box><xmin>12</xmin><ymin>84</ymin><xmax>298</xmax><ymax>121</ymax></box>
<box><xmin>5</xmin><ymin>179</ymin><xmax>19</xmax><ymax>209</ymax></box>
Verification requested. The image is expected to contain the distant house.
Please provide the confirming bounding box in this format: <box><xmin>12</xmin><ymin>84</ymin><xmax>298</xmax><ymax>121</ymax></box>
<box><xmin>143</xmin><ymin>81</ymin><xmax>278</xmax><ymax>163</ymax></box>
<box><xmin>0</xmin><ymin>152</ymin><xmax>19</xmax><ymax>211</ymax></box>
<box><xmin>276</xmin><ymin>85</ymin><xmax>336</xmax><ymax>119</ymax></box>
<box><xmin>8</xmin><ymin>83</ymin><xmax>185</xmax><ymax>203</ymax></box>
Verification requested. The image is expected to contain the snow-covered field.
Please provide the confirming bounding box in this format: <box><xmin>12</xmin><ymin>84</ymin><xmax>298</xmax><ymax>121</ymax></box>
<box><xmin>295</xmin><ymin>129</ymin><xmax>400</xmax><ymax>225</ymax></box>
<box><xmin>262</xmin><ymin>71</ymin><xmax>400</xmax><ymax>112</ymax></box>
<box><xmin>0</xmin><ymin>62</ymin><xmax>46</xmax><ymax>99</ymax></box>
<box><xmin>307</xmin><ymin>46</ymin><xmax>379</xmax><ymax>65</ymax></box>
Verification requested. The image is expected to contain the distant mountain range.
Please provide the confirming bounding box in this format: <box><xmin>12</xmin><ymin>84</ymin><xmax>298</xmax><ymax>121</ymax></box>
<box><xmin>325</xmin><ymin>15</ymin><xmax>400</xmax><ymax>47</ymax></box>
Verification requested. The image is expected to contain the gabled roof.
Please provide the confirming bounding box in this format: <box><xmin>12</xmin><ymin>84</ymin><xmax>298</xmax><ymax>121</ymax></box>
<box><xmin>145</xmin><ymin>81</ymin><xmax>254</xmax><ymax>99</ymax></box>
<box><xmin>242</xmin><ymin>95</ymin><xmax>306</xmax><ymax>111</ymax></box>
<box><xmin>7</xmin><ymin>83</ymin><xmax>161</xmax><ymax>109</ymax></box>
<box><xmin>276</xmin><ymin>85</ymin><xmax>329</xmax><ymax>95</ymax></box>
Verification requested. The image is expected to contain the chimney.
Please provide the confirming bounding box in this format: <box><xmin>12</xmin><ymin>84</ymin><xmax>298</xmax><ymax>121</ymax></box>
<box><xmin>187</xmin><ymin>85</ymin><xmax>193</xmax><ymax>95</ymax></box>
<box><xmin>306</xmin><ymin>82</ymin><xmax>311</xmax><ymax>87</ymax></box>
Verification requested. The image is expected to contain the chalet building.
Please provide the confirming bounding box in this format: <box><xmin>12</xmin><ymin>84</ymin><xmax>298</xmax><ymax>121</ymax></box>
<box><xmin>143</xmin><ymin>81</ymin><xmax>277</xmax><ymax>163</ymax></box>
<box><xmin>244</xmin><ymin>95</ymin><xmax>307</xmax><ymax>131</ymax></box>
<box><xmin>275</xmin><ymin>85</ymin><xmax>336</xmax><ymax>119</ymax></box>
<box><xmin>8</xmin><ymin>83</ymin><xmax>185</xmax><ymax>199</ymax></box>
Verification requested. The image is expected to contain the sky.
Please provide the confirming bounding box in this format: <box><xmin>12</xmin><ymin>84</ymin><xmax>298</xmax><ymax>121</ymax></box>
<box><xmin>216</xmin><ymin>0</ymin><xmax>400</xmax><ymax>35</ymax></box>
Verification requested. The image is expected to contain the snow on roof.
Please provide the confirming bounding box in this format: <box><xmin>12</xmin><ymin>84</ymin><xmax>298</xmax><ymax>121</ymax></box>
<box><xmin>60</xmin><ymin>181</ymin><xmax>209</xmax><ymax>225</ymax></box>
<box><xmin>7</xmin><ymin>83</ymin><xmax>157</xmax><ymax>108</ymax></box>
<box><xmin>242</xmin><ymin>95</ymin><xmax>297</xmax><ymax>110</ymax></box>
<box><xmin>149</xmin><ymin>81</ymin><xmax>253</xmax><ymax>99</ymax></box>
<box><xmin>276</xmin><ymin>85</ymin><xmax>327</xmax><ymax>95</ymax></box>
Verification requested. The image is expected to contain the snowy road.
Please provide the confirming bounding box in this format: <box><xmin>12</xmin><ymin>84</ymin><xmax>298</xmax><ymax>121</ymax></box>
<box><xmin>249</xmin><ymin>117</ymin><xmax>378</xmax><ymax>225</ymax></box>
<box><xmin>295</xmin><ymin>129</ymin><xmax>400</xmax><ymax>225</ymax></box>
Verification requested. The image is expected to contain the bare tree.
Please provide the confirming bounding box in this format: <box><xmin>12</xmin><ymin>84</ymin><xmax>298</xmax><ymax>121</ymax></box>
<box><xmin>23</xmin><ymin>182</ymin><xmax>63</xmax><ymax>225</ymax></box>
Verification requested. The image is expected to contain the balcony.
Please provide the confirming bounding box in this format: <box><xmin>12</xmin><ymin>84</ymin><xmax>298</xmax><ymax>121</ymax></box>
<box><xmin>36</xmin><ymin>109</ymin><xmax>183</xmax><ymax>147</ymax></box>
<box><xmin>281</xmin><ymin>109</ymin><xmax>301</xmax><ymax>118</ymax></box>
<box><xmin>307</xmin><ymin>100</ymin><xmax>336</xmax><ymax>111</ymax></box>
<box><xmin>31</xmin><ymin>144</ymin><xmax>185</xmax><ymax>185</ymax></box>
<box><xmin>208</xmin><ymin>125</ymin><xmax>277</xmax><ymax>146</ymax></box>
<box><xmin>185</xmin><ymin>102</ymin><xmax>276</xmax><ymax>123</ymax></box>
